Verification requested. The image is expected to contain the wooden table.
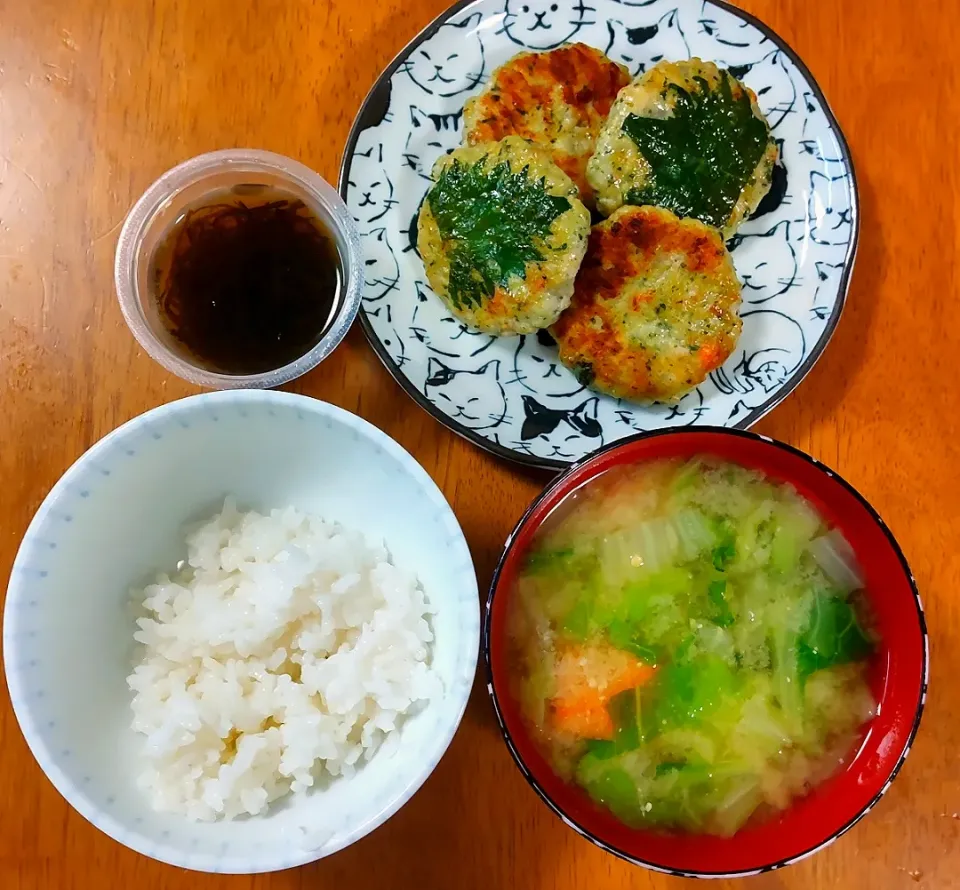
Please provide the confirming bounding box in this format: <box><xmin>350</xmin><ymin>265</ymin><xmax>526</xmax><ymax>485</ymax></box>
<box><xmin>1</xmin><ymin>0</ymin><xmax>956</xmax><ymax>887</ymax></box>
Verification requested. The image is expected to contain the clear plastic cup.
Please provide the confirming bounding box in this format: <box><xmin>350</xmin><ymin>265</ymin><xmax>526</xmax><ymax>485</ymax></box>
<box><xmin>114</xmin><ymin>149</ymin><xmax>362</xmax><ymax>389</ymax></box>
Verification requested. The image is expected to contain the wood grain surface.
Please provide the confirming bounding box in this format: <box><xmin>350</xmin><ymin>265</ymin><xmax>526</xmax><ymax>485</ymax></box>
<box><xmin>0</xmin><ymin>0</ymin><xmax>957</xmax><ymax>887</ymax></box>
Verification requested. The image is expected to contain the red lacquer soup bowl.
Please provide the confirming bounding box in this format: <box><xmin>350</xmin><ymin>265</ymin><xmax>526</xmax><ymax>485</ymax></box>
<box><xmin>483</xmin><ymin>428</ymin><xmax>928</xmax><ymax>878</ymax></box>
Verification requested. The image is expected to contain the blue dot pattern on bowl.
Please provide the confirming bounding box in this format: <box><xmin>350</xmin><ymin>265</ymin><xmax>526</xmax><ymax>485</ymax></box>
<box><xmin>3</xmin><ymin>388</ymin><xmax>480</xmax><ymax>874</ymax></box>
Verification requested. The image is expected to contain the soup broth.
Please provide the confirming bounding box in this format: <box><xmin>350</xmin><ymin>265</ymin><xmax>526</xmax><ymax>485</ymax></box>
<box><xmin>508</xmin><ymin>457</ymin><xmax>876</xmax><ymax>837</ymax></box>
<box><xmin>150</xmin><ymin>185</ymin><xmax>342</xmax><ymax>375</ymax></box>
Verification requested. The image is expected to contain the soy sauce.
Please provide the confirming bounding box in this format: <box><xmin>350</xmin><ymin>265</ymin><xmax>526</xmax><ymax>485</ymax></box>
<box><xmin>151</xmin><ymin>185</ymin><xmax>342</xmax><ymax>375</ymax></box>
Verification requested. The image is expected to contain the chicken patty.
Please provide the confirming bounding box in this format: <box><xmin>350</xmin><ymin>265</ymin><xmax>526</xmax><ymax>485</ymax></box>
<box><xmin>418</xmin><ymin>136</ymin><xmax>591</xmax><ymax>335</ymax></box>
<box><xmin>463</xmin><ymin>44</ymin><xmax>630</xmax><ymax>209</ymax></box>
<box><xmin>551</xmin><ymin>205</ymin><xmax>742</xmax><ymax>402</ymax></box>
<box><xmin>586</xmin><ymin>58</ymin><xmax>777</xmax><ymax>236</ymax></box>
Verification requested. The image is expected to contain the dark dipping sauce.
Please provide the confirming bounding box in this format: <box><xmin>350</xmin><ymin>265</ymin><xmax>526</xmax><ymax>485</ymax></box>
<box><xmin>151</xmin><ymin>185</ymin><xmax>342</xmax><ymax>375</ymax></box>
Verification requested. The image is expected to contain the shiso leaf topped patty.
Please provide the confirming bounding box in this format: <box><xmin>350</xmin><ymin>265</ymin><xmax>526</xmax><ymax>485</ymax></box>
<box><xmin>428</xmin><ymin>155</ymin><xmax>572</xmax><ymax>310</ymax></box>
<box><xmin>621</xmin><ymin>69</ymin><xmax>771</xmax><ymax>229</ymax></box>
<box><xmin>418</xmin><ymin>136</ymin><xmax>590</xmax><ymax>336</ymax></box>
<box><xmin>586</xmin><ymin>59</ymin><xmax>778</xmax><ymax>236</ymax></box>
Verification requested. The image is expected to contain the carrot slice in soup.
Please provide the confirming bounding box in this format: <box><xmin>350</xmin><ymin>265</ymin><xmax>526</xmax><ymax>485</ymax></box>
<box><xmin>549</xmin><ymin>643</ymin><xmax>655</xmax><ymax>739</ymax></box>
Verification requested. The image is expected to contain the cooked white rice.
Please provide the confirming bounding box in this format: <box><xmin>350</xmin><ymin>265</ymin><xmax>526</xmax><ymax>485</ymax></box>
<box><xmin>126</xmin><ymin>499</ymin><xmax>440</xmax><ymax>821</ymax></box>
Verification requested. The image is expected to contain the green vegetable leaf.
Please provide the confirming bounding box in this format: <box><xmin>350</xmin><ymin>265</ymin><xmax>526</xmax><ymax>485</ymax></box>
<box><xmin>707</xmin><ymin>579</ymin><xmax>734</xmax><ymax>627</ymax></box>
<box><xmin>770</xmin><ymin>621</ymin><xmax>803</xmax><ymax>730</ymax></box>
<box><xmin>707</xmin><ymin>579</ymin><xmax>726</xmax><ymax>604</ymax></box>
<box><xmin>562</xmin><ymin>598</ymin><xmax>592</xmax><ymax>641</ymax></box>
<box><xmin>576</xmin><ymin>761</ymin><xmax>639</xmax><ymax>821</ymax></box>
<box><xmin>608</xmin><ymin>687</ymin><xmax>642</xmax><ymax>751</ymax></box>
<box><xmin>524</xmin><ymin>545</ymin><xmax>574</xmax><ymax>574</ymax></box>
<box><xmin>427</xmin><ymin>158</ymin><xmax>571</xmax><ymax>309</ymax></box>
<box><xmin>671</xmin><ymin>459</ymin><xmax>704</xmax><ymax>495</ymax></box>
<box><xmin>584</xmin><ymin>739</ymin><xmax>619</xmax><ymax>759</ymax></box>
<box><xmin>651</xmin><ymin>655</ymin><xmax>738</xmax><ymax>730</ymax></box>
<box><xmin>797</xmin><ymin>594</ymin><xmax>873</xmax><ymax>679</ymax></box>
<box><xmin>712</xmin><ymin>539</ymin><xmax>736</xmax><ymax>571</ymax></box>
<box><xmin>608</xmin><ymin>619</ymin><xmax>659</xmax><ymax>665</ymax></box>
<box><xmin>674</xmin><ymin>634</ymin><xmax>696</xmax><ymax>664</ymax></box>
<box><xmin>621</xmin><ymin>71</ymin><xmax>772</xmax><ymax>228</ymax></box>
<box><xmin>769</xmin><ymin>523</ymin><xmax>801</xmax><ymax>575</ymax></box>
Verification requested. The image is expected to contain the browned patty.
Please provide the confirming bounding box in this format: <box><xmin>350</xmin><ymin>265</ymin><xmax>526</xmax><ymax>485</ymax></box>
<box><xmin>586</xmin><ymin>58</ymin><xmax>777</xmax><ymax>233</ymax></box>
<box><xmin>463</xmin><ymin>44</ymin><xmax>630</xmax><ymax>208</ymax></box>
<box><xmin>417</xmin><ymin>137</ymin><xmax>590</xmax><ymax>335</ymax></box>
<box><xmin>551</xmin><ymin>206</ymin><xmax>742</xmax><ymax>403</ymax></box>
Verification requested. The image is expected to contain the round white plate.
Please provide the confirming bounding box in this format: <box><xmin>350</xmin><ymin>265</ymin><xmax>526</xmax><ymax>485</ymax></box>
<box><xmin>340</xmin><ymin>0</ymin><xmax>858</xmax><ymax>470</ymax></box>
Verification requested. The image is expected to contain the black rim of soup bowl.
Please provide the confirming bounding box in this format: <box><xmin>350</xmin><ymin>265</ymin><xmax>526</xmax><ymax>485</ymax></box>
<box><xmin>482</xmin><ymin>427</ymin><xmax>929</xmax><ymax>878</ymax></box>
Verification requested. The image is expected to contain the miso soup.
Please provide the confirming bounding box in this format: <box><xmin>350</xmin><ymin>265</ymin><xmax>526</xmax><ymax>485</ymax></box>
<box><xmin>508</xmin><ymin>457</ymin><xmax>876</xmax><ymax>837</ymax></box>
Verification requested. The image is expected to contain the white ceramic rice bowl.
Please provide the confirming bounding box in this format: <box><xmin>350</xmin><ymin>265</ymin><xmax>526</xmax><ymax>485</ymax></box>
<box><xmin>2</xmin><ymin>390</ymin><xmax>479</xmax><ymax>873</ymax></box>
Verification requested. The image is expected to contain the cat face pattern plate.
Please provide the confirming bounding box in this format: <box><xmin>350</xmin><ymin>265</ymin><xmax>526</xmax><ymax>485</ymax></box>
<box><xmin>340</xmin><ymin>0</ymin><xmax>858</xmax><ymax>471</ymax></box>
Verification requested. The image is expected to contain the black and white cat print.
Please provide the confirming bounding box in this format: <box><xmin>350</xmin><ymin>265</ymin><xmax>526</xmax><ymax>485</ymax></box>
<box><xmin>342</xmin><ymin>0</ymin><xmax>858</xmax><ymax>468</ymax></box>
